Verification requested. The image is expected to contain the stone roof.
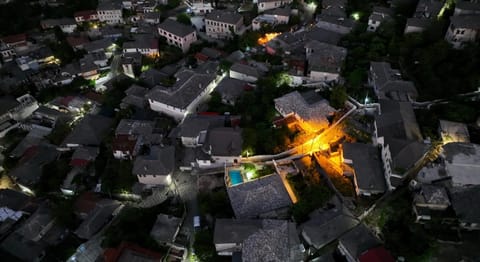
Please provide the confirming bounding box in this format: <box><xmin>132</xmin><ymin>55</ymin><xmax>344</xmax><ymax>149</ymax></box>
<box><xmin>230</xmin><ymin>62</ymin><xmax>260</xmax><ymax>78</ymax></box>
<box><xmin>84</xmin><ymin>38</ymin><xmax>114</xmax><ymax>53</ymax></box>
<box><xmin>370</xmin><ymin>61</ymin><xmax>418</xmax><ymax>100</ymax></box>
<box><xmin>413</xmin><ymin>0</ymin><xmax>443</xmax><ymax>19</ymax></box>
<box><xmin>206</xmin><ymin>10</ymin><xmax>243</xmax><ymax>25</ymax></box>
<box><xmin>115</xmin><ymin>119</ymin><xmax>154</xmax><ymax>137</ymax></box>
<box><xmin>274</xmin><ymin>90</ymin><xmax>335</xmax><ymax>131</ymax></box>
<box><xmin>0</xmin><ymin>189</ymin><xmax>30</xmax><ymax>211</ymax></box>
<box><xmin>455</xmin><ymin>1</ymin><xmax>480</xmax><ymax>13</ymax></box>
<box><xmin>306</xmin><ymin>41</ymin><xmax>347</xmax><ymax>73</ymax></box>
<box><xmin>215</xmin><ymin>77</ymin><xmax>247</xmax><ymax>103</ymax></box>
<box><xmin>132</xmin><ymin>146</ymin><xmax>175</xmax><ymax>176</ymax></box>
<box><xmin>439</xmin><ymin>120</ymin><xmax>470</xmax><ymax>143</ymax></box>
<box><xmin>321</xmin><ymin>0</ymin><xmax>347</xmax><ymax>17</ymax></box>
<box><xmin>15</xmin><ymin>204</ymin><xmax>54</xmax><ymax>242</ymax></box>
<box><xmin>242</xmin><ymin>220</ymin><xmax>304</xmax><ymax>262</ymax></box>
<box><xmin>146</xmin><ymin>62</ymin><xmax>218</xmax><ymax>110</ymax></box>
<box><xmin>213</xmin><ymin>218</ymin><xmax>262</xmax><ymax>244</ymax></box>
<box><xmin>414</xmin><ymin>184</ymin><xmax>450</xmax><ymax>207</ymax></box>
<box><xmin>158</xmin><ymin>19</ymin><xmax>195</xmax><ymax>38</ymax></box>
<box><xmin>178</xmin><ymin>117</ymin><xmax>211</xmax><ymax>138</ymax></box>
<box><xmin>442</xmin><ymin>142</ymin><xmax>480</xmax><ymax>186</ymax></box>
<box><xmin>450</xmin><ymin>185</ymin><xmax>480</xmax><ymax>224</ymax></box>
<box><xmin>97</xmin><ymin>0</ymin><xmax>122</xmax><ymax>10</ymax></box>
<box><xmin>406</xmin><ymin>17</ymin><xmax>433</xmax><ymax>29</ymax></box>
<box><xmin>150</xmin><ymin>213</ymin><xmax>181</xmax><ymax>244</ymax></box>
<box><xmin>300</xmin><ymin>197</ymin><xmax>358</xmax><ymax>249</ymax></box>
<box><xmin>376</xmin><ymin>99</ymin><xmax>423</xmax><ymax>142</ymax></box>
<box><xmin>203</xmin><ymin>127</ymin><xmax>242</xmax><ymax>157</ymax></box>
<box><xmin>227</xmin><ymin>173</ymin><xmax>292</xmax><ymax>218</ymax></box>
<box><xmin>74</xmin><ymin>199</ymin><xmax>121</xmax><ymax>239</ymax></box>
<box><xmin>62</xmin><ymin>114</ymin><xmax>113</xmax><ymax>147</ymax></box>
<box><xmin>265</xmin><ymin>7</ymin><xmax>291</xmax><ymax>17</ymax></box>
<box><xmin>369</xmin><ymin>6</ymin><xmax>393</xmax><ymax>22</ymax></box>
<box><xmin>450</xmin><ymin>15</ymin><xmax>480</xmax><ymax>29</ymax></box>
<box><xmin>339</xmin><ymin>223</ymin><xmax>381</xmax><ymax>259</ymax></box>
<box><xmin>305</xmin><ymin>27</ymin><xmax>343</xmax><ymax>45</ymax></box>
<box><xmin>123</xmin><ymin>35</ymin><xmax>157</xmax><ymax>50</ymax></box>
<box><xmin>343</xmin><ymin>143</ymin><xmax>386</xmax><ymax>193</ymax></box>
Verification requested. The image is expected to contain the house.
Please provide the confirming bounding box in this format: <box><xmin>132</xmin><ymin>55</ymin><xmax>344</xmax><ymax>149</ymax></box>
<box><xmin>7</xmin><ymin>143</ymin><xmax>58</xmax><ymax>194</ymax></box>
<box><xmin>373</xmin><ymin>99</ymin><xmax>427</xmax><ymax>189</ymax></box>
<box><xmin>368</xmin><ymin>61</ymin><xmax>418</xmax><ymax>101</ymax></box>
<box><xmin>150</xmin><ymin>213</ymin><xmax>182</xmax><ymax>246</ymax></box>
<box><xmin>113</xmin><ymin>119</ymin><xmax>155</xmax><ymax>159</ymax></box>
<box><xmin>338</xmin><ymin>223</ymin><xmax>394</xmax><ymax>262</ymax></box>
<box><xmin>454</xmin><ymin>1</ymin><xmax>480</xmax><ymax>16</ymax></box>
<box><xmin>177</xmin><ymin>116</ymin><xmax>211</xmax><ymax>148</ymax></box>
<box><xmin>100</xmin><ymin>25</ymin><xmax>124</xmax><ymax>39</ymax></box>
<box><xmin>305</xmin><ymin>41</ymin><xmax>347</xmax><ymax>84</ymax></box>
<box><xmin>441</xmin><ymin>142</ymin><xmax>480</xmax><ymax>187</ymax></box>
<box><xmin>342</xmin><ymin>143</ymin><xmax>387</xmax><ymax>196</ymax></box>
<box><xmin>0</xmin><ymin>41</ymin><xmax>16</xmax><ymax>62</ymax></box>
<box><xmin>367</xmin><ymin>6</ymin><xmax>393</xmax><ymax>32</ymax></box>
<box><xmin>450</xmin><ymin>185</ymin><xmax>480</xmax><ymax>230</ymax></box>
<box><xmin>412</xmin><ymin>184</ymin><xmax>451</xmax><ymax>222</ymax></box>
<box><xmin>229</xmin><ymin>62</ymin><xmax>260</xmax><ymax>83</ymax></box>
<box><xmin>74</xmin><ymin>199</ymin><xmax>121</xmax><ymax>239</ymax></box>
<box><xmin>70</xmin><ymin>146</ymin><xmax>99</xmax><ymax>167</ymax></box>
<box><xmin>438</xmin><ymin>120</ymin><xmax>470</xmax><ymax>144</ymax></box>
<box><xmin>0</xmin><ymin>94</ymin><xmax>39</xmax><ymax>137</ymax></box>
<box><xmin>10</xmin><ymin>129</ymin><xmax>51</xmax><ymax>158</ymax></box>
<box><xmin>227</xmin><ymin>173</ymin><xmax>293</xmax><ymax>219</ymax></box>
<box><xmin>146</xmin><ymin>62</ymin><xmax>219</xmax><ymax>120</ymax></box>
<box><xmin>66</xmin><ymin>36</ymin><xmax>90</xmax><ymax>50</ymax></box>
<box><xmin>0</xmin><ymin>204</ymin><xmax>64</xmax><ymax>262</ymax></box>
<box><xmin>121</xmin><ymin>52</ymin><xmax>142</xmax><ymax>78</ymax></box>
<box><xmin>121</xmin><ymin>84</ymin><xmax>147</xmax><ymax>109</ymax></box>
<box><xmin>194</xmin><ymin>47</ymin><xmax>223</xmax><ymax>64</ymax></box>
<box><xmin>214</xmin><ymin>77</ymin><xmax>249</xmax><ymax>105</ymax></box>
<box><xmin>321</xmin><ymin>0</ymin><xmax>347</xmax><ymax>17</ymax></box>
<box><xmin>445</xmin><ymin>15</ymin><xmax>480</xmax><ymax>49</ymax></box>
<box><xmin>142</xmin><ymin>11</ymin><xmax>161</xmax><ymax>24</ymax></box>
<box><xmin>202</xmin><ymin>127</ymin><xmax>242</xmax><ymax>165</ymax></box>
<box><xmin>158</xmin><ymin>19</ymin><xmax>197</xmax><ymax>53</ymax></box>
<box><xmin>97</xmin><ymin>0</ymin><xmax>124</xmax><ymax>24</ymax></box>
<box><xmin>132</xmin><ymin>146</ymin><xmax>175</xmax><ymax>185</ymax></box>
<box><xmin>40</xmin><ymin>18</ymin><xmax>77</xmax><ymax>33</ymax></box>
<box><xmin>62</xmin><ymin>114</ymin><xmax>113</xmax><ymax>148</ymax></box>
<box><xmin>300</xmin><ymin>197</ymin><xmax>358</xmax><ymax>251</ymax></box>
<box><xmin>205</xmin><ymin>10</ymin><xmax>244</xmax><ymax>39</ymax></box>
<box><xmin>73</xmin><ymin>191</ymin><xmax>101</xmax><ymax>219</ymax></box>
<box><xmin>185</xmin><ymin>0</ymin><xmax>213</xmax><ymax>15</ymax></box>
<box><xmin>103</xmin><ymin>242</ymin><xmax>164</xmax><ymax>262</ymax></box>
<box><xmin>74</xmin><ymin>10</ymin><xmax>99</xmax><ymax>23</ymax></box>
<box><xmin>274</xmin><ymin>90</ymin><xmax>335</xmax><ymax>132</ymax></box>
<box><xmin>315</xmin><ymin>14</ymin><xmax>356</xmax><ymax>35</ymax></box>
<box><xmin>84</xmin><ymin>38</ymin><xmax>115</xmax><ymax>57</ymax></box>
<box><xmin>252</xmin><ymin>7</ymin><xmax>290</xmax><ymax>31</ymax></box>
<box><xmin>122</xmin><ymin>35</ymin><xmax>159</xmax><ymax>57</ymax></box>
<box><xmin>257</xmin><ymin>0</ymin><xmax>292</xmax><ymax>13</ymax></box>
<box><xmin>1</xmin><ymin>33</ymin><xmax>30</xmax><ymax>52</ymax></box>
<box><xmin>214</xmin><ymin>218</ymin><xmax>304</xmax><ymax>260</ymax></box>
<box><xmin>404</xmin><ymin>0</ymin><xmax>443</xmax><ymax>34</ymax></box>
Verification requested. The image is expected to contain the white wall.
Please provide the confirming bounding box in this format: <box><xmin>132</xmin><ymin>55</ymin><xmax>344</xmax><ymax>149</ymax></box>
<box><xmin>137</xmin><ymin>174</ymin><xmax>169</xmax><ymax>185</ymax></box>
<box><xmin>309</xmin><ymin>71</ymin><xmax>339</xmax><ymax>83</ymax></box>
<box><xmin>230</xmin><ymin>70</ymin><xmax>257</xmax><ymax>83</ymax></box>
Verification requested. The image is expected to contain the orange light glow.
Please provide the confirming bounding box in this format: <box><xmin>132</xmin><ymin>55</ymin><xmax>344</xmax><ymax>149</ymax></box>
<box><xmin>257</xmin><ymin>32</ymin><xmax>281</xmax><ymax>45</ymax></box>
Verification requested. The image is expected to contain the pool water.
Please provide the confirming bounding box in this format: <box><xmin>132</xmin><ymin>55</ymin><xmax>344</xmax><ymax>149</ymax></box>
<box><xmin>229</xmin><ymin>170</ymin><xmax>243</xmax><ymax>185</ymax></box>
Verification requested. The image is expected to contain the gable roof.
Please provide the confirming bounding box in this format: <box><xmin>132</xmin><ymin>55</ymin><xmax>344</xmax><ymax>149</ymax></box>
<box><xmin>75</xmin><ymin>199</ymin><xmax>121</xmax><ymax>239</ymax></box>
<box><xmin>227</xmin><ymin>173</ymin><xmax>292</xmax><ymax>218</ymax></box>
<box><xmin>339</xmin><ymin>223</ymin><xmax>382</xmax><ymax>259</ymax></box>
<box><xmin>343</xmin><ymin>143</ymin><xmax>386</xmax><ymax>193</ymax></box>
<box><xmin>450</xmin><ymin>185</ymin><xmax>480</xmax><ymax>224</ymax></box>
<box><xmin>132</xmin><ymin>146</ymin><xmax>175</xmax><ymax>176</ymax></box>
<box><xmin>150</xmin><ymin>213</ymin><xmax>181</xmax><ymax>244</ymax></box>
<box><xmin>62</xmin><ymin>114</ymin><xmax>113</xmax><ymax>146</ymax></box>
<box><xmin>203</xmin><ymin>127</ymin><xmax>242</xmax><ymax>156</ymax></box>
<box><xmin>206</xmin><ymin>10</ymin><xmax>243</xmax><ymax>24</ymax></box>
<box><xmin>158</xmin><ymin>19</ymin><xmax>195</xmax><ymax>37</ymax></box>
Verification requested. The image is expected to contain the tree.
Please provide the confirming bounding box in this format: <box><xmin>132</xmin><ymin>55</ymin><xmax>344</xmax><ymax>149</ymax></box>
<box><xmin>193</xmin><ymin>230</ymin><xmax>217</xmax><ymax>262</ymax></box>
<box><xmin>329</xmin><ymin>85</ymin><xmax>348</xmax><ymax>109</ymax></box>
<box><xmin>176</xmin><ymin>13</ymin><xmax>191</xmax><ymax>25</ymax></box>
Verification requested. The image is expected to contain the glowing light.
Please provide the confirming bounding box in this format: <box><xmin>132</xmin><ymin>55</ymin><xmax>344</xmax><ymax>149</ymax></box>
<box><xmin>257</xmin><ymin>32</ymin><xmax>281</xmax><ymax>45</ymax></box>
<box><xmin>246</xmin><ymin>171</ymin><xmax>254</xmax><ymax>180</ymax></box>
<box><xmin>166</xmin><ymin>174</ymin><xmax>172</xmax><ymax>184</ymax></box>
<box><xmin>308</xmin><ymin>2</ymin><xmax>317</xmax><ymax>10</ymax></box>
<box><xmin>351</xmin><ymin>12</ymin><xmax>360</xmax><ymax>21</ymax></box>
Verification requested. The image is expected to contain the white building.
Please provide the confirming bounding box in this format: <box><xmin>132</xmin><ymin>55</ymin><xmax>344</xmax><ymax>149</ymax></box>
<box><xmin>146</xmin><ymin>62</ymin><xmax>221</xmax><ymax>120</ymax></box>
<box><xmin>97</xmin><ymin>1</ymin><xmax>124</xmax><ymax>24</ymax></box>
<box><xmin>367</xmin><ymin>6</ymin><xmax>393</xmax><ymax>32</ymax></box>
<box><xmin>257</xmin><ymin>0</ymin><xmax>291</xmax><ymax>13</ymax></box>
<box><xmin>205</xmin><ymin>10</ymin><xmax>244</xmax><ymax>39</ymax></box>
<box><xmin>133</xmin><ymin>146</ymin><xmax>174</xmax><ymax>185</ymax></box>
<box><xmin>252</xmin><ymin>7</ymin><xmax>290</xmax><ymax>31</ymax></box>
<box><xmin>305</xmin><ymin>41</ymin><xmax>347</xmax><ymax>84</ymax></box>
<box><xmin>158</xmin><ymin>19</ymin><xmax>197</xmax><ymax>53</ymax></box>
<box><xmin>229</xmin><ymin>63</ymin><xmax>260</xmax><ymax>83</ymax></box>
<box><xmin>445</xmin><ymin>15</ymin><xmax>480</xmax><ymax>49</ymax></box>
<box><xmin>123</xmin><ymin>35</ymin><xmax>159</xmax><ymax>57</ymax></box>
<box><xmin>185</xmin><ymin>0</ymin><xmax>214</xmax><ymax>15</ymax></box>
<box><xmin>40</xmin><ymin>18</ymin><xmax>78</xmax><ymax>34</ymax></box>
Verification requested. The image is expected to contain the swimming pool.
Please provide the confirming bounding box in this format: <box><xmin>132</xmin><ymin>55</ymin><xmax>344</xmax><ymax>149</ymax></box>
<box><xmin>229</xmin><ymin>170</ymin><xmax>243</xmax><ymax>186</ymax></box>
